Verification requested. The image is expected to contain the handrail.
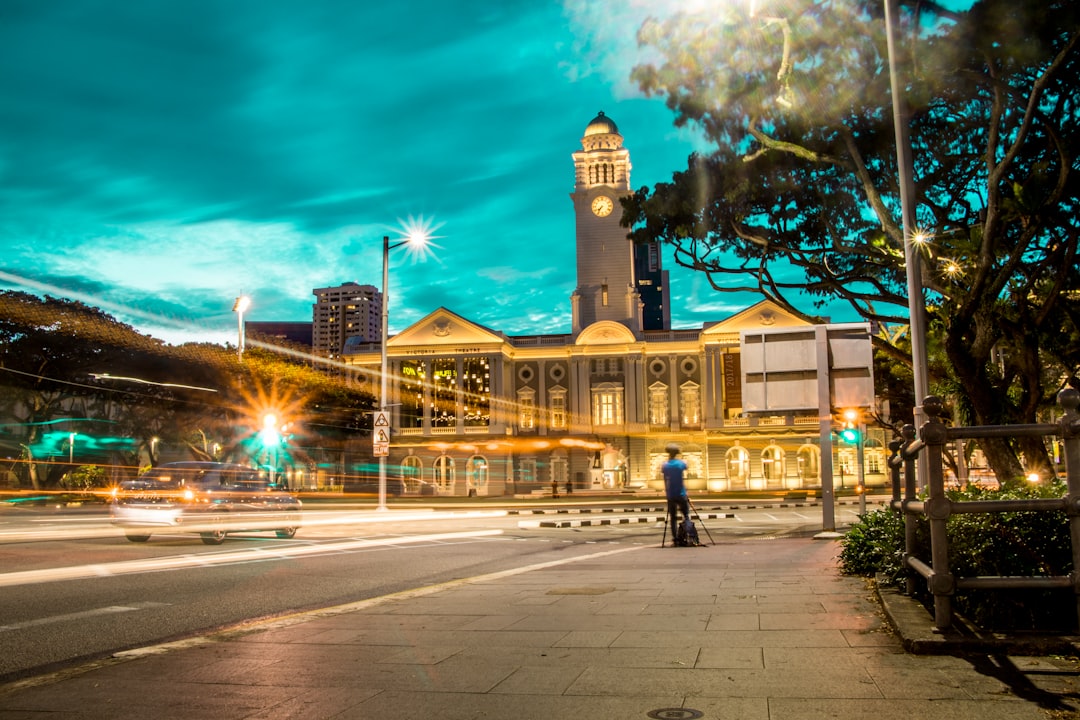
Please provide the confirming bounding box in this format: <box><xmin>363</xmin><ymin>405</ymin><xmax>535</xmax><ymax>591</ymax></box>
<box><xmin>887</xmin><ymin>388</ymin><xmax>1080</xmax><ymax>630</ymax></box>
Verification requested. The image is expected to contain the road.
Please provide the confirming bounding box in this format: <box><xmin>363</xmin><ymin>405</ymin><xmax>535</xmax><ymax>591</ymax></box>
<box><xmin>0</xmin><ymin>498</ymin><xmax>871</xmax><ymax>682</ymax></box>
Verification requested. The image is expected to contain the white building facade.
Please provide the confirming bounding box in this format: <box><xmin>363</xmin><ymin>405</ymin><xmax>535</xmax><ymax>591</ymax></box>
<box><xmin>343</xmin><ymin>113</ymin><xmax>885</xmax><ymax>495</ymax></box>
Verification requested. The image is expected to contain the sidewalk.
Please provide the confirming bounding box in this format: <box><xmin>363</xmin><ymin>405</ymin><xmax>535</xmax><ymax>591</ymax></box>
<box><xmin>2</xmin><ymin>536</ymin><xmax>1079</xmax><ymax>720</ymax></box>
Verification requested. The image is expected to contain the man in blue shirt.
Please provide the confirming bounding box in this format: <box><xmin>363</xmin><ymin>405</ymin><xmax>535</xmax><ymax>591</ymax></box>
<box><xmin>661</xmin><ymin>443</ymin><xmax>691</xmax><ymax>545</ymax></box>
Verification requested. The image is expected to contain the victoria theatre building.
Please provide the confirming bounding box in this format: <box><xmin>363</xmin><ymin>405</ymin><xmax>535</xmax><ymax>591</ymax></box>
<box><xmin>344</xmin><ymin>113</ymin><xmax>886</xmax><ymax>496</ymax></box>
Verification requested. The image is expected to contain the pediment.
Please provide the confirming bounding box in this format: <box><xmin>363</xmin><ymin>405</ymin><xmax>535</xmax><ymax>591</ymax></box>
<box><xmin>702</xmin><ymin>299</ymin><xmax>812</xmax><ymax>336</ymax></box>
<box><xmin>576</xmin><ymin>321</ymin><xmax>637</xmax><ymax>345</ymax></box>
<box><xmin>389</xmin><ymin>307</ymin><xmax>506</xmax><ymax>348</ymax></box>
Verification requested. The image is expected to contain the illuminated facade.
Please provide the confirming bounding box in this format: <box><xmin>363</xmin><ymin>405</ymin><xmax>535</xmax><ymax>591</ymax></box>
<box><xmin>343</xmin><ymin>113</ymin><xmax>885</xmax><ymax>495</ymax></box>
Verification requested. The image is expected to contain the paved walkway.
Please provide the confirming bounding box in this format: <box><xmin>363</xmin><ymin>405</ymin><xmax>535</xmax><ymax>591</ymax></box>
<box><xmin>2</xmin><ymin>536</ymin><xmax>1079</xmax><ymax>720</ymax></box>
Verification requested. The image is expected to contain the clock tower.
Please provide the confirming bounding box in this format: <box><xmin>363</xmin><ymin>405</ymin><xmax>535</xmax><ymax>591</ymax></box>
<box><xmin>570</xmin><ymin>112</ymin><xmax>668</xmax><ymax>335</ymax></box>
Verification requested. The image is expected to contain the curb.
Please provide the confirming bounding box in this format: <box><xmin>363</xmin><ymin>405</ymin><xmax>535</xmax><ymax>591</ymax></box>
<box><xmin>534</xmin><ymin>512</ymin><xmax>735</xmax><ymax>528</ymax></box>
<box><xmin>876</xmin><ymin>582</ymin><xmax>1080</xmax><ymax>655</ymax></box>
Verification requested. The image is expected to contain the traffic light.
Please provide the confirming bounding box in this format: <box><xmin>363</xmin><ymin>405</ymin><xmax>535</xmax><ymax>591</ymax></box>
<box><xmin>840</xmin><ymin>425</ymin><xmax>861</xmax><ymax>444</ymax></box>
<box><xmin>839</xmin><ymin>408</ymin><xmax>861</xmax><ymax>444</ymax></box>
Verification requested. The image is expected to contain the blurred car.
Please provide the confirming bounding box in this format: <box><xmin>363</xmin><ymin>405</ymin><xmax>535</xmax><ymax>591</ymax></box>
<box><xmin>403</xmin><ymin>477</ymin><xmax>437</xmax><ymax>496</ymax></box>
<box><xmin>109</xmin><ymin>461</ymin><xmax>302</xmax><ymax>544</ymax></box>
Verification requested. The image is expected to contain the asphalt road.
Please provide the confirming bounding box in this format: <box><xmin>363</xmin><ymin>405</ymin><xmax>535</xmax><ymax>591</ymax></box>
<box><xmin>0</xmin><ymin>499</ymin><xmax>865</xmax><ymax>682</ymax></box>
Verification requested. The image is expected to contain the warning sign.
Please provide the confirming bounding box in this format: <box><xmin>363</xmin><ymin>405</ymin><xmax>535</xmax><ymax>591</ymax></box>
<box><xmin>373</xmin><ymin>411</ymin><xmax>390</xmax><ymax>456</ymax></box>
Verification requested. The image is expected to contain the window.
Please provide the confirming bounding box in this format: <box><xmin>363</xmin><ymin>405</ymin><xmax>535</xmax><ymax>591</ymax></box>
<box><xmin>401</xmin><ymin>455</ymin><xmax>423</xmax><ymax>490</ymax></box>
<box><xmin>518</xmin><ymin>458</ymin><xmax>536</xmax><ymax>485</ymax></box>
<box><xmin>431</xmin><ymin>358</ymin><xmax>456</xmax><ymax>427</ymax></box>
<box><xmin>550</xmin><ymin>455</ymin><xmax>568</xmax><ymax>489</ymax></box>
<box><xmin>601</xmin><ymin>284</ymin><xmax>609</xmax><ymax>306</ymax></box>
<box><xmin>400</xmin><ymin>360</ymin><xmax>426</xmax><ymax>428</ymax></box>
<box><xmin>462</xmin><ymin>356</ymin><xmax>490</xmax><ymax>427</ymax></box>
<box><xmin>518</xmin><ymin>389</ymin><xmax>536</xmax><ymax>430</ymax></box>
<box><xmin>466</xmin><ymin>456</ymin><xmax>488</xmax><ymax>493</ymax></box>
<box><xmin>680</xmin><ymin>381</ymin><xmax>701</xmax><ymax>426</ymax></box>
<box><xmin>548</xmin><ymin>387</ymin><xmax>567</xmax><ymax>429</ymax></box>
<box><xmin>433</xmin><ymin>455</ymin><xmax>455</xmax><ymax>493</ymax></box>
<box><xmin>726</xmin><ymin>446</ymin><xmax>750</xmax><ymax>488</ymax></box>
<box><xmin>761</xmin><ymin>445</ymin><xmax>785</xmax><ymax>485</ymax></box>
<box><xmin>649</xmin><ymin>382</ymin><xmax>669</xmax><ymax>426</ymax></box>
<box><xmin>591</xmin><ymin>383</ymin><xmax>624</xmax><ymax>426</ymax></box>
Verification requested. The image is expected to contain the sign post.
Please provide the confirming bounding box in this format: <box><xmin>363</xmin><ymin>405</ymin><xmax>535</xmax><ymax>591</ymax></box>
<box><xmin>373</xmin><ymin>411</ymin><xmax>390</xmax><ymax>457</ymax></box>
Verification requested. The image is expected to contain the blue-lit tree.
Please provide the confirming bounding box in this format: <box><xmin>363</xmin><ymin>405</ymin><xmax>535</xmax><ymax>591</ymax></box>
<box><xmin>625</xmin><ymin>0</ymin><xmax>1079</xmax><ymax>483</ymax></box>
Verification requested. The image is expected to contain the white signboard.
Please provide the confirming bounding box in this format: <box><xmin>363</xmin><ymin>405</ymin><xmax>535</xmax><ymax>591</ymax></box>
<box><xmin>740</xmin><ymin>323</ymin><xmax>874</xmax><ymax>413</ymax></box>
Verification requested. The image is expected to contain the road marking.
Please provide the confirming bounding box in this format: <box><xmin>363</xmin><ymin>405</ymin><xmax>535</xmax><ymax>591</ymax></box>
<box><xmin>0</xmin><ymin>602</ymin><xmax>171</xmax><ymax>632</ymax></box>
<box><xmin>0</xmin><ymin>530</ymin><xmax>504</xmax><ymax>588</ymax></box>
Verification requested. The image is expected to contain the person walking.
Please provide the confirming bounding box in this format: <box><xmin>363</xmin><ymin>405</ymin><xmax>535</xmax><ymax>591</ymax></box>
<box><xmin>661</xmin><ymin>443</ymin><xmax>691</xmax><ymax>545</ymax></box>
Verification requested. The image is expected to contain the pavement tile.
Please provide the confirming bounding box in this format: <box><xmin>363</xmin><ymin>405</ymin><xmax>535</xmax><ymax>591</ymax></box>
<box><xmin>4</xmin><ymin>535</ymin><xmax>1080</xmax><ymax>719</ymax></box>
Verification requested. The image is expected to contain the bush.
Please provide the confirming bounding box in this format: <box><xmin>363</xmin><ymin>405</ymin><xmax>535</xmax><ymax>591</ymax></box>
<box><xmin>60</xmin><ymin>465</ymin><xmax>109</xmax><ymax>492</ymax></box>
<box><xmin>838</xmin><ymin>507</ymin><xmax>915</xmax><ymax>585</ymax></box>
<box><xmin>839</xmin><ymin>481</ymin><xmax>1075</xmax><ymax>632</ymax></box>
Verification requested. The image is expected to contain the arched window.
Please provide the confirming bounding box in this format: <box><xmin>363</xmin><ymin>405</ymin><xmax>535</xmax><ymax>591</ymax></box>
<box><xmin>433</xmin><ymin>455</ymin><xmax>455</xmax><ymax>493</ymax></box>
<box><xmin>466</xmin><ymin>455</ymin><xmax>488</xmax><ymax>494</ymax></box>
<box><xmin>796</xmin><ymin>444</ymin><xmax>820</xmax><ymax>485</ymax></box>
<box><xmin>401</xmin><ymin>455</ymin><xmax>423</xmax><ymax>493</ymax></box>
<box><xmin>725</xmin><ymin>445</ymin><xmax>750</xmax><ymax>488</ymax></box>
<box><xmin>761</xmin><ymin>445</ymin><xmax>785</xmax><ymax>487</ymax></box>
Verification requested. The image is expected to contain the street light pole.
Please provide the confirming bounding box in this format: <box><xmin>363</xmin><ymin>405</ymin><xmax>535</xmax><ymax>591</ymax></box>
<box><xmin>233</xmin><ymin>295</ymin><xmax>251</xmax><ymax>362</ymax></box>
<box><xmin>884</xmin><ymin>0</ymin><xmax>930</xmax><ymax>481</ymax></box>
<box><xmin>378</xmin><ymin>231</ymin><xmax>430</xmax><ymax>511</ymax></box>
<box><xmin>378</xmin><ymin>236</ymin><xmax>391</xmax><ymax>511</ymax></box>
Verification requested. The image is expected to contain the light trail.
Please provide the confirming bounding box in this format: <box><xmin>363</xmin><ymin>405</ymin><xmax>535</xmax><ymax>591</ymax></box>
<box><xmin>0</xmin><ymin>529</ymin><xmax>504</xmax><ymax>588</ymax></box>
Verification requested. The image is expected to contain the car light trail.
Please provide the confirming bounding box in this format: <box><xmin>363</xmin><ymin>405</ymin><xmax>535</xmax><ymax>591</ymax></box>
<box><xmin>0</xmin><ymin>530</ymin><xmax>504</xmax><ymax>588</ymax></box>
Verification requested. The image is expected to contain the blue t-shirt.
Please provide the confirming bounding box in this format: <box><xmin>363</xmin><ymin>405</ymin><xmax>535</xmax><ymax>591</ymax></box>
<box><xmin>661</xmin><ymin>458</ymin><xmax>688</xmax><ymax>499</ymax></box>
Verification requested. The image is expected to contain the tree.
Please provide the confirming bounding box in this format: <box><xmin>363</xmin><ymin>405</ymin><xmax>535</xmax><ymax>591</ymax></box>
<box><xmin>0</xmin><ymin>291</ymin><xmax>376</xmax><ymax>488</ymax></box>
<box><xmin>625</xmin><ymin>0</ymin><xmax>1080</xmax><ymax>483</ymax></box>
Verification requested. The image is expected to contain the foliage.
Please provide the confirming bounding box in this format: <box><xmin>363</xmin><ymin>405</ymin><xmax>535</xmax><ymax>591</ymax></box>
<box><xmin>946</xmin><ymin>481</ymin><xmax>1075</xmax><ymax>631</ymax></box>
<box><xmin>0</xmin><ymin>291</ymin><xmax>375</xmax><ymax>489</ymax></box>
<box><xmin>838</xmin><ymin>506</ymin><xmax>918</xmax><ymax>584</ymax></box>
<box><xmin>625</xmin><ymin>0</ymin><xmax>1080</xmax><ymax>483</ymax></box>
<box><xmin>60</xmin><ymin>465</ymin><xmax>109</xmax><ymax>491</ymax></box>
<box><xmin>840</xmin><ymin>481</ymin><xmax>1076</xmax><ymax>631</ymax></box>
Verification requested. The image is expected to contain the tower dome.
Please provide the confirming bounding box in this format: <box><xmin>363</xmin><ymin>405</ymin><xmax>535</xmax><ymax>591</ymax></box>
<box><xmin>583</xmin><ymin>111</ymin><xmax>620</xmax><ymax>138</ymax></box>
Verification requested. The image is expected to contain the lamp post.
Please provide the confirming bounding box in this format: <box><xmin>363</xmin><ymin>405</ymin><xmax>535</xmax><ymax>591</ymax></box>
<box><xmin>378</xmin><ymin>231</ymin><xmax>429</xmax><ymax>511</ymax></box>
<box><xmin>884</xmin><ymin>0</ymin><xmax>930</xmax><ymax>483</ymax></box>
<box><xmin>233</xmin><ymin>295</ymin><xmax>251</xmax><ymax>362</ymax></box>
<box><xmin>68</xmin><ymin>432</ymin><xmax>75</xmax><ymax>464</ymax></box>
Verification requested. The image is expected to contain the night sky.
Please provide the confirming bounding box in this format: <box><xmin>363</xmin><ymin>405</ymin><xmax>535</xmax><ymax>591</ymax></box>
<box><xmin>1</xmin><ymin>0</ymin><xmax>848</xmax><ymax>346</ymax></box>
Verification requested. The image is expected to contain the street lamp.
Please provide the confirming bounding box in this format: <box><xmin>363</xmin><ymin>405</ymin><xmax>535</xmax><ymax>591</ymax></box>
<box><xmin>233</xmin><ymin>295</ymin><xmax>251</xmax><ymax>362</ymax></box>
<box><xmin>378</xmin><ymin>231</ymin><xmax>430</xmax><ymax>511</ymax></box>
<box><xmin>884</xmin><ymin>0</ymin><xmax>930</xmax><ymax>482</ymax></box>
<box><xmin>68</xmin><ymin>432</ymin><xmax>76</xmax><ymax>464</ymax></box>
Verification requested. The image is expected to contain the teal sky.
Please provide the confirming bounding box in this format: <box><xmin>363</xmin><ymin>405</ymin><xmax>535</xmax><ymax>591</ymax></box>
<box><xmin>1</xmin><ymin>0</ymin><xmax>854</xmax><ymax>345</ymax></box>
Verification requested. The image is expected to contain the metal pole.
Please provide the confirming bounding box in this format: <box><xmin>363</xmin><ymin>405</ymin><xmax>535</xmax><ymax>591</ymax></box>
<box><xmin>237</xmin><ymin>307</ymin><xmax>244</xmax><ymax>361</ymax></box>
<box><xmin>856</xmin><ymin>422</ymin><xmax>866</xmax><ymax>515</ymax></box>
<box><xmin>378</xmin><ymin>236</ymin><xmax>390</xmax><ymax>512</ymax></box>
<box><xmin>885</xmin><ymin>0</ymin><xmax>930</xmax><ymax>487</ymax></box>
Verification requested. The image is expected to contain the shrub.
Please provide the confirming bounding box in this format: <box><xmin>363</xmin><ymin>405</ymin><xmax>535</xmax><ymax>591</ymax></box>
<box><xmin>839</xmin><ymin>480</ymin><xmax>1075</xmax><ymax>632</ymax></box>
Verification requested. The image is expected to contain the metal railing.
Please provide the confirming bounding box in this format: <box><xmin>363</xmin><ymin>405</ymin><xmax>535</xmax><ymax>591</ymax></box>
<box><xmin>887</xmin><ymin>388</ymin><xmax>1080</xmax><ymax>630</ymax></box>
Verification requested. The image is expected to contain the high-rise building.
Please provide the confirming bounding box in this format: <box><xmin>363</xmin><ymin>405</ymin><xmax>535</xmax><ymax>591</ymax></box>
<box><xmin>312</xmin><ymin>282</ymin><xmax>381</xmax><ymax>357</ymax></box>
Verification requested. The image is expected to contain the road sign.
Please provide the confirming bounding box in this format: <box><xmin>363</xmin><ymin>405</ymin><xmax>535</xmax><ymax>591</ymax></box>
<box><xmin>373</xmin><ymin>412</ymin><xmax>390</xmax><ymax>456</ymax></box>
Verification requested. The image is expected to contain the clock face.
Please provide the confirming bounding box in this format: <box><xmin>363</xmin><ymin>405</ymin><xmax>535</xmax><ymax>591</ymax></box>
<box><xmin>591</xmin><ymin>195</ymin><xmax>614</xmax><ymax>217</ymax></box>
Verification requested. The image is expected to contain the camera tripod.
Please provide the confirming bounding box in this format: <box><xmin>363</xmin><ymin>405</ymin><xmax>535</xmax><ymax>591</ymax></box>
<box><xmin>660</xmin><ymin>496</ymin><xmax>715</xmax><ymax>547</ymax></box>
